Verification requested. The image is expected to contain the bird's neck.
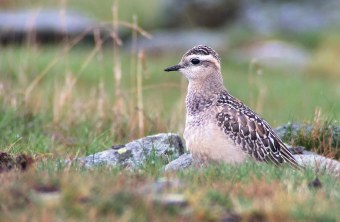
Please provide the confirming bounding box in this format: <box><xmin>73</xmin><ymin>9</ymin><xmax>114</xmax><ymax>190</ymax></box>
<box><xmin>185</xmin><ymin>73</ymin><xmax>226</xmax><ymax>115</ymax></box>
<box><xmin>187</xmin><ymin>72</ymin><xmax>225</xmax><ymax>95</ymax></box>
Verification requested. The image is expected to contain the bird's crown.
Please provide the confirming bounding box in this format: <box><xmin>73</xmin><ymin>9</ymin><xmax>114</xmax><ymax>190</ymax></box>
<box><xmin>183</xmin><ymin>45</ymin><xmax>221</xmax><ymax>63</ymax></box>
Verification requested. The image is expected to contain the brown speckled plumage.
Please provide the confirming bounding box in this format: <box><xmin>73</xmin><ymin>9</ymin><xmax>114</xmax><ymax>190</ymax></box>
<box><xmin>215</xmin><ymin>91</ymin><xmax>298</xmax><ymax>166</ymax></box>
<box><xmin>165</xmin><ymin>45</ymin><xmax>300</xmax><ymax>168</ymax></box>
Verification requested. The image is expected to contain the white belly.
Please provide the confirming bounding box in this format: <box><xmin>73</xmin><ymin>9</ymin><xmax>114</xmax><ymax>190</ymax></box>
<box><xmin>184</xmin><ymin>121</ymin><xmax>247</xmax><ymax>164</ymax></box>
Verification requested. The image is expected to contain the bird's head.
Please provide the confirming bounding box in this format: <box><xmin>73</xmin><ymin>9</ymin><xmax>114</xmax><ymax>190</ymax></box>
<box><xmin>164</xmin><ymin>45</ymin><xmax>222</xmax><ymax>82</ymax></box>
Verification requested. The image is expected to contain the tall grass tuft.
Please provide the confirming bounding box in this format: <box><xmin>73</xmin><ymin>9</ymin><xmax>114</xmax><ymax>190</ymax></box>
<box><xmin>53</xmin><ymin>73</ymin><xmax>76</xmax><ymax>124</ymax></box>
<box><xmin>111</xmin><ymin>0</ymin><xmax>124</xmax><ymax>137</ymax></box>
<box><xmin>136</xmin><ymin>50</ymin><xmax>145</xmax><ymax>137</ymax></box>
<box><xmin>6</xmin><ymin>0</ymin><xmax>157</xmax><ymax>144</ymax></box>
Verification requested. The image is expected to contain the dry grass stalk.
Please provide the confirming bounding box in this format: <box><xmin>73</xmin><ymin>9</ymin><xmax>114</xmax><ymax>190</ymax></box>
<box><xmin>312</xmin><ymin>107</ymin><xmax>322</xmax><ymax>139</ymax></box>
<box><xmin>99</xmin><ymin>21</ymin><xmax>151</xmax><ymax>40</ymax></box>
<box><xmin>24</xmin><ymin>58</ymin><xmax>59</xmax><ymax>110</ymax></box>
<box><xmin>24</xmin><ymin>27</ymin><xmax>94</xmax><ymax>110</ymax></box>
<box><xmin>97</xmin><ymin>80</ymin><xmax>106</xmax><ymax>121</ymax></box>
<box><xmin>117</xmin><ymin>21</ymin><xmax>152</xmax><ymax>39</ymax></box>
<box><xmin>111</xmin><ymin>0</ymin><xmax>125</xmax><ymax>135</ymax></box>
<box><xmin>136</xmin><ymin>50</ymin><xmax>145</xmax><ymax>137</ymax></box>
<box><xmin>53</xmin><ymin>73</ymin><xmax>76</xmax><ymax>124</ymax></box>
<box><xmin>130</xmin><ymin>15</ymin><xmax>138</xmax><ymax>79</ymax></box>
<box><xmin>25</xmin><ymin>8</ymin><xmax>40</xmax><ymax>48</ymax></box>
<box><xmin>317</xmin><ymin>110</ymin><xmax>337</xmax><ymax>158</ymax></box>
<box><xmin>4</xmin><ymin>2</ymin><xmax>162</xmax><ymax>141</ymax></box>
<box><xmin>59</xmin><ymin>0</ymin><xmax>68</xmax><ymax>42</ymax></box>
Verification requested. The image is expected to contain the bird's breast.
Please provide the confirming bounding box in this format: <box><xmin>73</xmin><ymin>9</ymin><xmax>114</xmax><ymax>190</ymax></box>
<box><xmin>184</xmin><ymin>115</ymin><xmax>247</xmax><ymax>164</ymax></box>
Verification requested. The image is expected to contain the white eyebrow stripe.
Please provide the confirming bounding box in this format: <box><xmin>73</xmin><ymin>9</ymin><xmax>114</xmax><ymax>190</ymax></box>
<box><xmin>185</xmin><ymin>54</ymin><xmax>221</xmax><ymax>70</ymax></box>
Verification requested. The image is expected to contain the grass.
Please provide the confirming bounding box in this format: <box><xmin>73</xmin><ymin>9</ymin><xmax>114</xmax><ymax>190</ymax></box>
<box><xmin>0</xmin><ymin>45</ymin><xmax>339</xmax><ymax>155</ymax></box>
<box><xmin>0</xmin><ymin>161</ymin><xmax>339</xmax><ymax>221</ymax></box>
<box><xmin>0</xmin><ymin>2</ymin><xmax>340</xmax><ymax>221</ymax></box>
<box><xmin>0</xmin><ymin>42</ymin><xmax>339</xmax><ymax>221</ymax></box>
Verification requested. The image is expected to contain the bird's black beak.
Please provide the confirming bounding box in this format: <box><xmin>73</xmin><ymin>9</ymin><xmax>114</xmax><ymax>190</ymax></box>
<box><xmin>164</xmin><ymin>64</ymin><xmax>183</xmax><ymax>72</ymax></box>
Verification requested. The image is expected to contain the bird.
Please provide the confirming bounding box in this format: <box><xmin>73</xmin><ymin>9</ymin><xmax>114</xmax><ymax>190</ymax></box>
<box><xmin>164</xmin><ymin>45</ymin><xmax>300</xmax><ymax>168</ymax></box>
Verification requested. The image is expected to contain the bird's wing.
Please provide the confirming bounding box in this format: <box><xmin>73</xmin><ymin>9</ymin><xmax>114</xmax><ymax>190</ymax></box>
<box><xmin>215</xmin><ymin>91</ymin><xmax>301</xmax><ymax>168</ymax></box>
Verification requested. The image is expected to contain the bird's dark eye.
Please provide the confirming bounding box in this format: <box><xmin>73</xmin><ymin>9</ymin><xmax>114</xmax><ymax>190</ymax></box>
<box><xmin>191</xmin><ymin>58</ymin><xmax>200</xmax><ymax>65</ymax></box>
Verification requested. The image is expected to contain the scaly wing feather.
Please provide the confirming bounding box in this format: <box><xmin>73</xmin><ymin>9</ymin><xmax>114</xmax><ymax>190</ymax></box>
<box><xmin>215</xmin><ymin>91</ymin><xmax>301</xmax><ymax>168</ymax></box>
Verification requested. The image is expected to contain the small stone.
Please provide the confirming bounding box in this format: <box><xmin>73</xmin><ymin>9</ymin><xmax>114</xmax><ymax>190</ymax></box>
<box><xmin>138</xmin><ymin>177</ymin><xmax>184</xmax><ymax>195</ymax></box>
<box><xmin>32</xmin><ymin>191</ymin><xmax>61</xmax><ymax>208</ymax></box>
<box><xmin>137</xmin><ymin>178</ymin><xmax>187</xmax><ymax>207</ymax></box>
<box><xmin>153</xmin><ymin>193</ymin><xmax>188</xmax><ymax>207</ymax></box>
<box><xmin>164</xmin><ymin>153</ymin><xmax>193</xmax><ymax>172</ymax></box>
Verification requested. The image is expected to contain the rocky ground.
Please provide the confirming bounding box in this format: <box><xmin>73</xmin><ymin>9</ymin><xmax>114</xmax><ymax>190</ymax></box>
<box><xmin>74</xmin><ymin>124</ymin><xmax>340</xmax><ymax>176</ymax></box>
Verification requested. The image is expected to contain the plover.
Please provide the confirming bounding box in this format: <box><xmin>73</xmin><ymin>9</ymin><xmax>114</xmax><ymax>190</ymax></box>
<box><xmin>164</xmin><ymin>45</ymin><xmax>300</xmax><ymax>168</ymax></box>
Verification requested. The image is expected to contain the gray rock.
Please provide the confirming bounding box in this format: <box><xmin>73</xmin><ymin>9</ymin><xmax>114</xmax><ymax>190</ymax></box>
<box><xmin>78</xmin><ymin>133</ymin><xmax>184</xmax><ymax>168</ymax></box>
<box><xmin>164</xmin><ymin>127</ymin><xmax>340</xmax><ymax>175</ymax></box>
<box><xmin>0</xmin><ymin>9</ymin><xmax>108</xmax><ymax>44</ymax></box>
<box><xmin>233</xmin><ymin>40</ymin><xmax>310</xmax><ymax>70</ymax></box>
<box><xmin>294</xmin><ymin>153</ymin><xmax>340</xmax><ymax>176</ymax></box>
<box><xmin>164</xmin><ymin>148</ymin><xmax>340</xmax><ymax>176</ymax></box>
<box><xmin>240</xmin><ymin>0</ymin><xmax>340</xmax><ymax>34</ymax></box>
<box><xmin>126</xmin><ymin>30</ymin><xmax>228</xmax><ymax>55</ymax></box>
<box><xmin>275</xmin><ymin>123</ymin><xmax>311</xmax><ymax>139</ymax></box>
<box><xmin>0</xmin><ymin>9</ymin><xmax>95</xmax><ymax>33</ymax></box>
<box><xmin>161</xmin><ymin>0</ymin><xmax>241</xmax><ymax>28</ymax></box>
<box><xmin>76</xmin><ymin>124</ymin><xmax>340</xmax><ymax>175</ymax></box>
<box><xmin>159</xmin><ymin>0</ymin><xmax>340</xmax><ymax>35</ymax></box>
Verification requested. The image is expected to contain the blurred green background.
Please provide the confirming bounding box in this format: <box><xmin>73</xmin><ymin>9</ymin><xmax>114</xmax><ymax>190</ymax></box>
<box><xmin>0</xmin><ymin>1</ymin><xmax>340</xmax><ymax>221</ymax></box>
<box><xmin>0</xmin><ymin>0</ymin><xmax>340</xmax><ymax>155</ymax></box>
